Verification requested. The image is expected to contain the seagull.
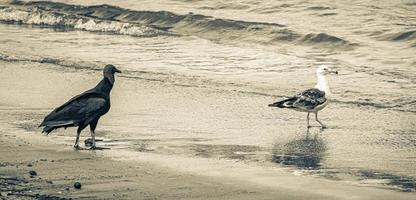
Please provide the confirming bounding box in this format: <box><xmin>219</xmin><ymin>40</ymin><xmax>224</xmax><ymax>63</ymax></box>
<box><xmin>268</xmin><ymin>65</ymin><xmax>338</xmax><ymax>128</ymax></box>
<box><xmin>39</xmin><ymin>64</ymin><xmax>121</xmax><ymax>149</ymax></box>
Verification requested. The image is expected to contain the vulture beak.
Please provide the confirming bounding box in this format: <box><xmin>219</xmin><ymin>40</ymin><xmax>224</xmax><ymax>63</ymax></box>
<box><xmin>114</xmin><ymin>68</ymin><xmax>122</xmax><ymax>73</ymax></box>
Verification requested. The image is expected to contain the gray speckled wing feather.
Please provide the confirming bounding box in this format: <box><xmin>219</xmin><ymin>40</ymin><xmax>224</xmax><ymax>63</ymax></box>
<box><xmin>292</xmin><ymin>88</ymin><xmax>326</xmax><ymax>110</ymax></box>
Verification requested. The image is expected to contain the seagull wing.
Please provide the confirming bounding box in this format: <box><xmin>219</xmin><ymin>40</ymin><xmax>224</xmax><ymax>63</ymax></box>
<box><xmin>291</xmin><ymin>88</ymin><xmax>327</xmax><ymax>110</ymax></box>
<box><xmin>269</xmin><ymin>88</ymin><xmax>326</xmax><ymax>110</ymax></box>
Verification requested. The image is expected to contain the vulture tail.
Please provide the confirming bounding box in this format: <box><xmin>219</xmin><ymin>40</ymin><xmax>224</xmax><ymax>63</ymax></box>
<box><xmin>39</xmin><ymin>119</ymin><xmax>77</xmax><ymax>135</ymax></box>
<box><xmin>42</xmin><ymin>126</ymin><xmax>56</xmax><ymax>134</ymax></box>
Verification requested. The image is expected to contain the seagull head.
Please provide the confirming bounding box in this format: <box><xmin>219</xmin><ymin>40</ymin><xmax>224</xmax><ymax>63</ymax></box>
<box><xmin>317</xmin><ymin>65</ymin><xmax>338</xmax><ymax>75</ymax></box>
<box><xmin>103</xmin><ymin>64</ymin><xmax>122</xmax><ymax>84</ymax></box>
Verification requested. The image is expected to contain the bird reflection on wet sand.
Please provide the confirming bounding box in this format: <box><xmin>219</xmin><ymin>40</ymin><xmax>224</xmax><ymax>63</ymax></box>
<box><xmin>272</xmin><ymin>129</ymin><xmax>327</xmax><ymax>169</ymax></box>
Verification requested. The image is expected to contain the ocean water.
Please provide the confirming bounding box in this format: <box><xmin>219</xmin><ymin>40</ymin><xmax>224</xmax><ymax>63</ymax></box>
<box><xmin>0</xmin><ymin>0</ymin><xmax>415</xmax><ymax>192</ymax></box>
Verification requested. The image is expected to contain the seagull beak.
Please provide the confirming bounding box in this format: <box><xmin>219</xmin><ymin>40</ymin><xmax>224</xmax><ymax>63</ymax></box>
<box><xmin>330</xmin><ymin>69</ymin><xmax>338</xmax><ymax>74</ymax></box>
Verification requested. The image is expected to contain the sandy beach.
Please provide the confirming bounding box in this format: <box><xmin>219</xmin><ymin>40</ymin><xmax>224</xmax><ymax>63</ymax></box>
<box><xmin>2</xmin><ymin>124</ymin><xmax>311</xmax><ymax>200</ymax></box>
<box><xmin>1</xmin><ymin>127</ymin><xmax>415</xmax><ymax>200</ymax></box>
<box><xmin>0</xmin><ymin>61</ymin><xmax>415</xmax><ymax>199</ymax></box>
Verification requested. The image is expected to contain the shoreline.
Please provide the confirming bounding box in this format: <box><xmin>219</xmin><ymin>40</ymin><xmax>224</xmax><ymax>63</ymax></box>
<box><xmin>0</xmin><ymin>61</ymin><xmax>415</xmax><ymax>199</ymax></box>
<box><xmin>0</xmin><ymin>119</ymin><xmax>348</xmax><ymax>200</ymax></box>
<box><xmin>1</xmin><ymin>113</ymin><xmax>415</xmax><ymax>200</ymax></box>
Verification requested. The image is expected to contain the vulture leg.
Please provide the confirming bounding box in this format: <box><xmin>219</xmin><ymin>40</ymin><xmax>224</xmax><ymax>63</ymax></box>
<box><xmin>74</xmin><ymin>126</ymin><xmax>82</xmax><ymax>149</ymax></box>
<box><xmin>306</xmin><ymin>112</ymin><xmax>311</xmax><ymax>128</ymax></box>
<box><xmin>315</xmin><ymin>112</ymin><xmax>326</xmax><ymax>128</ymax></box>
<box><xmin>89</xmin><ymin>119</ymin><xmax>99</xmax><ymax>149</ymax></box>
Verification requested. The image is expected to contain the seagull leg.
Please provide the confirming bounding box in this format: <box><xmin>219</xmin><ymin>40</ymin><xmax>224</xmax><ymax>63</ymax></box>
<box><xmin>315</xmin><ymin>112</ymin><xmax>326</xmax><ymax>128</ymax></box>
<box><xmin>307</xmin><ymin>112</ymin><xmax>311</xmax><ymax>128</ymax></box>
<box><xmin>74</xmin><ymin>127</ymin><xmax>82</xmax><ymax>149</ymax></box>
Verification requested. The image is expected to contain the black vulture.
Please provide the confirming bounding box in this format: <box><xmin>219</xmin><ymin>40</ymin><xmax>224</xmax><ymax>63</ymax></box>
<box><xmin>39</xmin><ymin>64</ymin><xmax>121</xmax><ymax>149</ymax></box>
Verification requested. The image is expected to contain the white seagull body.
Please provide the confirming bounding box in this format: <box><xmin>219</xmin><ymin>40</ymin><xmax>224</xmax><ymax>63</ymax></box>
<box><xmin>269</xmin><ymin>65</ymin><xmax>337</xmax><ymax>128</ymax></box>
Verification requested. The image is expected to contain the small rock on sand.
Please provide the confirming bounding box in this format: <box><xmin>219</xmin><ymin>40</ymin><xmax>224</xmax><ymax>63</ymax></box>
<box><xmin>29</xmin><ymin>170</ymin><xmax>37</xmax><ymax>176</ymax></box>
<box><xmin>84</xmin><ymin>138</ymin><xmax>93</xmax><ymax>147</ymax></box>
<box><xmin>74</xmin><ymin>182</ymin><xmax>81</xmax><ymax>189</ymax></box>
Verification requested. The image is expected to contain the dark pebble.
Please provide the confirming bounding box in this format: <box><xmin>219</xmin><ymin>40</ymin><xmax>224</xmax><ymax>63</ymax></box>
<box><xmin>29</xmin><ymin>170</ymin><xmax>37</xmax><ymax>176</ymax></box>
<box><xmin>65</xmin><ymin>187</ymin><xmax>70</xmax><ymax>191</ymax></box>
<box><xmin>27</xmin><ymin>163</ymin><xmax>32</xmax><ymax>167</ymax></box>
<box><xmin>402</xmin><ymin>188</ymin><xmax>412</xmax><ymax>192</ymax></box>
<box><xmin>84</xmin><ymin>138</ymin><xmax>93</xmax><ymax>147</ymax></box>
<box><xmin>74</xmin><ymin>182</ymin><xmax>82</xmax><ymax>189</ymax></box>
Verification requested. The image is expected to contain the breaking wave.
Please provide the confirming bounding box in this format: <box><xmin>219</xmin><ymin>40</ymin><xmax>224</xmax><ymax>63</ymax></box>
<box><xmin>301</xmin><ymin>33</ymin><xmax>348</xmax><ymax>44</ymax></box>
<box><xmin>0</xmin><ymin>52</ymin><xmax>101</xmax><ymax>71</ymax></box>
<box><xmin>0</xmin><ymin>0</ymin><xmax>354</xmax><ymax>49</ymax></box>
<box><xmin>375</xmin><ymin>30</ymin><xmax>416</xmax><ymax>47</ymax></box>
<box><xmin>0</xmin><ymin>5</ymin><xmax>170</xmax><ymax>37</ymax></box>
<box><xmin>390</xmin><ymin>30</ymin><xmax>416</xmax><ymax>41</ymax></box>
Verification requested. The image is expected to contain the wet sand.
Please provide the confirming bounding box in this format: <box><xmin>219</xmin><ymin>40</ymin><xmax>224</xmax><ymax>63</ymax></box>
<box><xmin>1</xmin><ymin>127</ymin><xmax>309</xmax><ymax>200</ymax></box>
<box><xmin>1</xmin><ymin>61</ymin><xmax>415</xmax><ymax>199</ymax></box>
<box><xmin>3</xmin><ymin>127</ymin><xmax>316</xmax><ymax>200</ymax></box>
<box><xmin>1</xmin><ymin>133</ymin><xmax>414</xmax><ymax>200</ymax></box>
